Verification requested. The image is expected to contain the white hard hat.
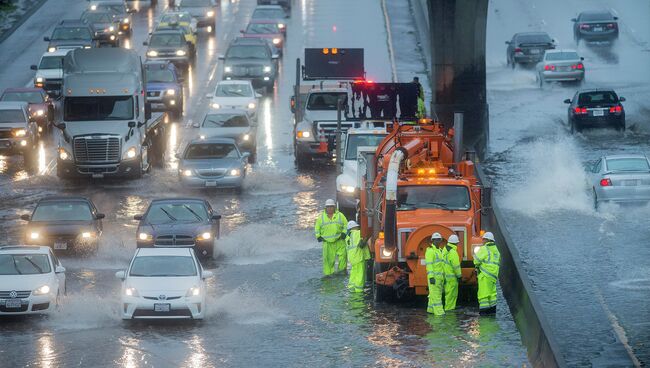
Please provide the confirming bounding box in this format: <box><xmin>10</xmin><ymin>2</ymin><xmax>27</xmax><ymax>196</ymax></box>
<box><xmin>431</xmin><ymin>232</ymin><xmax>442</xmax><ymax>240</ymax></box>
<box><xmin>325</xmin><ymin>199</ymin><xmax>336</xmax><ymax>207</ymax></box>
<box><xmin>347</xmin><ymin>220</ymin><xmax>359</xmax><ymax>230</ymax></box>
<box><xmin>482</xmin><ymin>232</ymin><xmax>495</xmax><ymax>241</ymax></box>
<box><xmin>447</xmin><ymin>234</ymin><xmax>459</xmax><ymax>244</ymax></box>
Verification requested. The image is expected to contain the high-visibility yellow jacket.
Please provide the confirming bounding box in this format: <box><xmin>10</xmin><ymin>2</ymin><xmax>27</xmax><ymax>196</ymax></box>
<box><xmin>346</xmin><ymin>229</ymin><xmax>371</xmax><ymax>265</ymax></box>
<box><xmin>444</xmin><ymin>243</ymin><xmax>462</xmax><ymax>280</ymax></box>
<box><xmin>474</xmin><ymin>241</ymin><xmax>500</xmax><ymax>281</ymax></box>
<box><xmin>314</xmin><ymin>211</ymin><xmax>347</xmax><ymax>243</ymax></box>
<box><xmin>425</xmin><ymin>245</ymin><xmax>448</xmax><ymax>280</ymax></box>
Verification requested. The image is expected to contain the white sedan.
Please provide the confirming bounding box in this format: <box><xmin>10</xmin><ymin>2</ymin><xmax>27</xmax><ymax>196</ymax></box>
<box><xmin>209</xmin><ymin>80</ymin><xmax>261</xmax><ymax>120</ymax></box>
<box><xmin>116</xmin><ymin>247</ymin><xmax>212</xmax><ymax>320</ymax></box>
<box><xmin>0</xmin><ymin>246</ymin><xmax>66</xmax><ymax>315</ymax></box>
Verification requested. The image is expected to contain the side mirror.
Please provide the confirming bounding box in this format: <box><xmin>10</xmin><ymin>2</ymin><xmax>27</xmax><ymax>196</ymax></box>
<box><xmin>145</xmin><ymin>103</ymin><xmax>152</xmax><ymax>120</ymax></box>
<box><xmin>255</xmin><ymin>92</ymin><xmax>262</xmax><ymax>98</ymax></box>
<box><xmin>20</xmin><ymin>214</ymin><xmax>31</xmax><ymax>221</ymax></box>
<box><xmin>30</xmin><ymin>65</ymin><xmax>37</xmax><ymax>71</ymax></box>
<box><xmin>205</xmin><ymin>93</ymin><xmax>214</xmax><ymax>98</ymax></box>
<box><xmin>552</xmin><ymin>39</ymin><xmax>556</xmax><ymax>43</ymax></box>
<box><xmin>217</xmin><ymin>54</ymin><xmax>225</xmax><ymax>60</ymax></box>
<box><xmin>563</xmin><ymin>99</ymin><xmax>571</xmax><ymax>104</ymax></box>
<box><xmin>177</xmin><ymin>77</ymin><xmax>185</xmax><ymax>83</ymax></box>
<box><xmin>272</xmin><ymin>54</ymin><xmax>279</xmax><ymax>59</ymax></box>
<box><xmin>133</xmin><ymin>214</ymin><xmax>143</xmax><ymax>221</ymax></box>
<box><xmin>290</xmin><ymin>96</ymin><xmax>296</xmax><ymax>113</ymax></box>
<box><xmin>241</xmin><ymin>152</ymin><xmax>250</xmax><ymax>160</ymax></box>
<box><xmin>571</xmin><ymin>18</ymin><xmax>577</xmax><ymax>22</ymax></box>
<box><xmin>202</xmin><ymin>270</ymin><xmax>213</xmax><ymax>279</ymax></box>
<box><xmin>240</xmin><ymin>29</ymin><xmax>245</xmax><ymax>33</ymax></box>
<box><xmin>142</xmin><ymin>41</ymin><xmax>148</xmax><ymax>46</ymax></box>
<box><xmin>580</xmin><ymin>56</ymin><xmax>584</xmax><ymax>61</ymax></box>
<box><xmin>43</xmin><ymin>37</ymin><xmax>50</xmax><ymax>42</ymax></box>
<box><xmin>128</xmin><ymin>121</ymin><xmax>136</xmax><ymax>128</ymax></box>
<box><xmin>56</xmin><ymin>122</ymin><xmax>66</xmax><ymax>130</ymax></box>
<box><xmin>613</xmin><ymin>16</ymin><xmax>618</xmax><ymax>20</ymax></box>
<box><xmin>505</xmin><ymin>41</ymin><xmax>510</xmax><ymax>45</ymax></box>
<box><xmin>174</xmin><ymin>152</ymin><xmax>181</xmax><ymax>159</ymax></box>
<box><xmin>619</xmin><ymin>97</ymin><xmax>626</xmax><ymax>102</ymax></box>
<box><xmin>55</xmin><ymin>266</ymin><xmax>66</xmax><ymax>274</ymax></box>
<box><xmin>192</xmin><ymin>122</ymin><xmax>200</xmax><ymax>128</ymax></box>
<box><xmin>115</xmin><ymin>270</ymin><xmax>126</xmax><ymax>279</ymax></box>
<box><xmin>211</xmin><ymin>214</ymin><xmax>222</xmax><ymax>220</ymax></box>
<box><xmin>95</xmin><ymin>213</ymin><xmax>105</xmax><ymax>220</ymax></box>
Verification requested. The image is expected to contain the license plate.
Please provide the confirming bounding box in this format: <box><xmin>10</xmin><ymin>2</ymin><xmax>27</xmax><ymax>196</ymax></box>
<box><xmin>270</xmin><ymin>0</ymin><xmax>278</xmax><ymax>3</ymax></box>
<box><xmin>154</xmin><ymin>303</ymin><xmax>170</xmax><ymax>312</ymax></box>
<box><xmin>54</xmin><ymin>242</ymin><xmax>68</xmax><ymax>250</ymax></box>
<box><xmin>622</xmin><ymin>180</ymin><xmax>639</xmax><ymax>186</ymax></box>
<box><xmin>5</xmin><ymin>299</ymin><xmax>21</xmax><ymax>308</ymax></box>
<box><xmin>559</xmin><ymin>66</ymin><xmax>570</xmax><ymax>72</ymax></box>
<box><xmin>530</xmin><ymin>49</ymin><xmax>540</xmax><ymax>54</ymax></box>
<box><xmin>205</xmin><ymin>181</ymin><xmax>217</xmax><ymax>187</ymax></box>
<box><xmin>593</xmin><ymin>109</ymin><xmax>605</xmax><ymax>117</ymax></box>
<box><xmin>91</xmin><ymin>173</ymin><xmax>104</xmax><ymax>179</ymax></box>
<box><xmin>593</xmin><ymin>27</ymin><xmax>603</xmax><ymax>32</ymax></box>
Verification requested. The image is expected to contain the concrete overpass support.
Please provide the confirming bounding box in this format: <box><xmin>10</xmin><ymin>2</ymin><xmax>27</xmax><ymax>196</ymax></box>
<box><xmin>427</xmin><ymin>0</ymin><xmax>489</xmax><ymax>158</ymax></box>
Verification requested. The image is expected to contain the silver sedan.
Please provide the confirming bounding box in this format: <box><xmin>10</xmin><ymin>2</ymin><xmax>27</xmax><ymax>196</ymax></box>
<box><xmin>588</xmin><ymin>154</ymin><xmax>650</xmax><ymax>209</ymax></box>
<box><xmin>177</xmin><ymin>137</ymin><xmax>248</xmax><ymax>190</ymax></box>
<box><xmin>536</xmin><ymin>49</ymin><xmax>585</xmax><ymax>87</ymax></box>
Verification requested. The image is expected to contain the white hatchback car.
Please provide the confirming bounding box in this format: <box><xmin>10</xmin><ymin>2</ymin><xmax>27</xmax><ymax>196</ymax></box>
<box><xmin>116</xmin><ymin>247</ymin><xmax>212</xmax><ymax>320</ymax></box>
<box><xmin>210</xmin><ymin>80</ymin><xmax>261</xmax><ymax>120</ymax></box>
<box><xmin>0</xmin><ymin>246</ymin><xmax>66</xmax><ymax>315</ymax></box>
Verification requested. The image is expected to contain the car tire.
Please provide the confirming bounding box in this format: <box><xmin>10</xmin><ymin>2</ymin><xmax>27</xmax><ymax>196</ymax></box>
<box><xmin>593</xmin><ymin>189</ymin><xmax>599</xmax><ymax>210</ymax></box>
<box><xmin>570</xmin><ymin>119</ymin><xmax>576</xmax><ymax>134</ymax></box>
<box><xmin>295</xmin><ymin>153</ymin><xmax>311</xmax><ymax>169</ymax></box>
<box><xmin>538</xmin><ymin>74</ymin><xmax>544</xmax><ymax>88</ymax></box>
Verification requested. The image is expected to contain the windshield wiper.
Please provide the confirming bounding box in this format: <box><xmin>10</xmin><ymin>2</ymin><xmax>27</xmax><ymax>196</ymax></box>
<box><xmin>159</xmin><ymin>208</ymin><xmax>177</xmax><ymax>221</ymax></box>
<box><xmin>182</xmin><ymin>205</ymin><xmax>203</xmax><ymax>221</ymax></box>
<box><xmin>428</xmin><ymin>202</ymin><xmax>452</xmax><ymax>211</ymax></box>
<box><xmin>12</xmin><ymin>257</ymin><xmax>22</xmax><ymax>275</ymax></box>
<box><xmin>24</xmin><ymin>257</ymin><xmax>43</xmax><ymax>273</ymax></box>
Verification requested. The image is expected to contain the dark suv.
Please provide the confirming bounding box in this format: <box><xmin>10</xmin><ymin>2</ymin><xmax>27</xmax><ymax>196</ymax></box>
<box><xmin>564</xmin><ymin>89</ymin><xmax>625</xmax><ymax>133</ymax></box>
<box><xmin>572</xmin><ymin>11</ymin><xmax>619</xmax><ymax>44</ymax></box>
<box><xmin>144</xmin><ymin>61</ymin><xmax>184</xmax><ymax>119</ymax></box>
<box><xmin>44</xmin><ymin>20</ymin><xmax>98</xmax><ymax>52</ymax></box>
<box><xmin>219</xmin><ymin>38</ymin><xmax>278</xmax><ymax>92</ymax></box>
<box><xmin>506</xmin><ymin>32</ymin><xmax>555</xmax><ymax>68</ymax></box>
<box><xmin>144</xmin><ymin>29</ymin><xmax>192</xmax><ymax>73</ymax></box>
<box><xmin>81</xmin><ymin>10</ymin><xmax>121</xmax><ymax>47</ymax></box>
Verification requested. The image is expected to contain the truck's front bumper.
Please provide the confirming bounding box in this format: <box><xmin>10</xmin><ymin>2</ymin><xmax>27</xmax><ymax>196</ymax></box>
<box><xmin>180</xmin><ymin>174</ymin><xmax>244</xmax><ymax>189</ymax></box>
<box><xmin>148</xmin><ymin>94</ymin><xmax>180</xmax><ymax>111</ymax></box>
<box><xmin>0</xmin><ymin>138</ymin><xmax>31</xmax><ymax>154</ymax></box>
<box><xmin>295</xmin><ymin>140</ymin><xmax>329</xmax><ymax>158</ymax></box>
<box><xmin>57</xmin><ymin>159</ymin><xmax>140</xmax><ymax>178</ymax></box>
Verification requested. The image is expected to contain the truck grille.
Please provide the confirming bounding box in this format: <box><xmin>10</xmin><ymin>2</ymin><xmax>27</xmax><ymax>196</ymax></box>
<box><xmin>197</xmin><ymin>168</ymin><xmax>226</xmax><ymax>178</ymax></box>
<box><xmin>0</xmin><ymin>290</ymin><xmax>31</xmax><ymax>298</ymax></box>
<box><xmin>43</xmin><ymin>79</ymin><xmax>62</xmax><ymax>91</ymax></box>
<box><xmin>154</xmin><ymin>235</ymin><xmax>195</xmax><ymax>247</ymax></box>
<box><xmin>233</xmin><ymin>65</ymin><xmax>263</xmax><ymax>77</ymax></box>
<box><xmin>147</xmin><ymin>91</ymin><xmax>161</xmax><ymax>97</ymax></box>
<box><xmin>0</xmin><ymin>130</ymin><xmax>13</xmax><ymax>139</ymax></box>
<box><xmin>73</xmin><ymin>136</ymin><xmax>120</xmax><ymax>164</ymax></box>
<box><xmin>315</xmin><ymin>121</ymin><xmax>354</xmax><ymax>138</ymax></box>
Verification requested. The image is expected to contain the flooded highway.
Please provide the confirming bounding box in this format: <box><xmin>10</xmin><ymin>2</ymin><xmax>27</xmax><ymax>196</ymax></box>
<box><xmin>0</xmin><ymin>0</ymin><xmax>529</xmax><ymax>366</ymax></box>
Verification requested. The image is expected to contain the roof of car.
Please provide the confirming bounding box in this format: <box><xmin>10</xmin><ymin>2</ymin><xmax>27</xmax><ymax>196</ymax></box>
<box><xmin>254</xmin><ymin>5</ymin><xmax>284</xmax><ymax>10</ymax></box>
<box><xmin>248</xmin><ymin>19</ymin><xmax>279</xmax><ymax>25</ymax></box>
<box><xmin>37</xmin><ymin>196</ymin><xmax>92</xmax><ymax>203</ymax></box>
<box><xmin>189</xmin><ymin>137</ymin><xmax>237</xmax><ymax>145</ymax></box>
<box><xmin>3</xmin><ymin>88</ymin><xmax>44</xmax><ymax>93</ymax></box>
<box><xmin>603</xmin><ymin>154</ymin><xmax>647</xmax><ymax>160</ymax></box>
<box><xmin>41</xmin><ymin>49</ymin><xmax>72</xmax><ymax>57</ymax></box>
<box><xmin>0</xmin><ymin>245</ymin><xmax>51</xmax><ymax>254</ymax></box>
<box><xmin>151</xmin><ymin>29</ymin><xmax>185</xmax><ymax>35</ymax></box>
<box><xmin>231</xmin><ymin>37</ymin><xmax>268</xmax><ymax>46</ymax></box>
<box><xmin>0</xmin><ymin>101</ymin><xmax>28</xmax><ymax>110</ymax></box>
<box><xmin>545</xmin><ymin>49</ymin><xmax>577</xmax><ymax>53</ymax></box>
<box><xmin>580</xmin><ymin>10</ymin><xmax>613</xmax><ymax>16</ymax></box>
<box><xmin>577</xmin><ymin>88</ymin><xmax>617</xmax><ymax>93</ymax></box>
<box><xmin>216</xmin><ymin>80</ymin><xmax>254</xmax><ymax>86</ymax></box>
<box><xmin>135</xmin><ymin>247</ymin><xmax>194</xmax><ymax>257</ymax></box>
<box><xmin>144</xmin><ymin>60</ymin><xmax>177</xmax><ymax>71</ymax></box>
<box><xmin>205</xmin><ymin>108</ymin><xmax>249</xmax><ymax>115</ymax></box>
<box><xmin>149</xmin><ymin>197</ymin><xmax>207</xmax><ymax>204</ymax></box>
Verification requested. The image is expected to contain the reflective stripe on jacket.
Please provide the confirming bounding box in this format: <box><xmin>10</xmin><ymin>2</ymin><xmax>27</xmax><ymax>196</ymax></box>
<box><xmin>444</xmin><ymin>243</ymin><xmax>462</xmax><ymax>279</ymax></box>
<box><xmin>473</xmin><ymin>242</ymin><xmax>500</xmax><ymax>281</ymax></box>
<box><xmin>424</xmin><ymin>245</ymin><xmax>448</xmax><ymax>279</ymax></box>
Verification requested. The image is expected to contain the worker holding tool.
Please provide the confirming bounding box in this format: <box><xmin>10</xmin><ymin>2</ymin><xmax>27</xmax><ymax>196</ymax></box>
<box><xmin>413</xmin><ymin>76</ymin><xmax>426</xmax><ymax>118</ymax></box>
<box><xmin>443</xmin><ymin>234</ymin><xmax>462</xmax><ymax>311</ymax></box>
<box><xmin>345</xmin><ymin>221</ymin><xmax>370</xmax><ymax>293</ymax></box>
<box><xmin>314</xmin><ymin>199</ymin><xmax>348</xmax><ymax>276</ymax></box>
<box><xmin>474</xmin><ymin>232</ymin><xmax>501</xmax><ymax>315</ymax></box>
<box><xmin>425</xmin><ymin>232</ymin><xmax>448</xmax><ymax>316</ymax></box>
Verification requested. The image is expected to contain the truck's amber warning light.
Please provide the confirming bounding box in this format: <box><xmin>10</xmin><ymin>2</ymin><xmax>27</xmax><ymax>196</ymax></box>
<box><xmin>322</xmin><ymin>48</ymin><xmax>329</xmax><ymax>54</ymax></box>
<box><xmin>331</xmin><ymin>48</ymin><xmax>338</xmax><ymax>54</ymax></box>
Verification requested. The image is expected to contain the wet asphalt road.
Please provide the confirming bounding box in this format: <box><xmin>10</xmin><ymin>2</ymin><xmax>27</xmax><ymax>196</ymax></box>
<box><xmin>485</xmin><ymin>0</ymin><xmax>650</xmax><ymax>365</ymax></box>
<box><xmin>0</xmin><ymin>0</ymin><xmax>528</xmax><ymax>366</ymax></box>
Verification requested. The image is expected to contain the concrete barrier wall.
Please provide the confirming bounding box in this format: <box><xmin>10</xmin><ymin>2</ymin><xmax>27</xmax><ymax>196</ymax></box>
<box><xmin>476</xmin><ymin>165</ymin><xmax>567</xmax><ymax>368</ymax></box>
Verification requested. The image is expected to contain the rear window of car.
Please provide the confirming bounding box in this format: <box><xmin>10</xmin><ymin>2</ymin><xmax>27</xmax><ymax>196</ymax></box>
<box><xmin>516</xmin><ymin>34</ymin><xmax>551</xmax><ymax>44</ymax></box>
<box><xmin>578</xmin><ymin>91</ymin><xmax>618</xmax><ymax>105</ymax></box>
<box><xmin>606</xmin><ymin>158</ymin><xmax>650</xmax><ymax>172</ymax></box>
<box><xmin>545</xmin><ymin>52</ymin><xmax>579</xmax><ymax>61</ymax></box>
<box><xmin>580</xmin><ymin>12</ymin><xmax>614</xmax><ymax>22</ymax></box>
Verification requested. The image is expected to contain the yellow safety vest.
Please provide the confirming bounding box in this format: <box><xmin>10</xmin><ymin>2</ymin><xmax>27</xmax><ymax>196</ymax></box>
<box><xmin>314</xmin><ymin>211</ymin><xmax>347</xmax><ymax>243</ymax></box>
<box><xmin>474</xmin><ymin>242</ymin><xmax>500</xmax><ymax>281</ymax></box>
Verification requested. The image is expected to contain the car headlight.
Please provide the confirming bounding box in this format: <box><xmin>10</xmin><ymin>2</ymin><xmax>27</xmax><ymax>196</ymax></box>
<box><xmin>13</xmin><ymin>129</ymin><xmax>27</xmax><ymax>137</ymax></box>
<box><xmin>211</xmin><ymin>103</ymin><xmax>221</xmax><ymax>109</ymax></box>
<box><xmin>186</xmin><ymin>287</ymin><xmax>200</xmax><ymax>297</ymax></box>
<box><xmin>296</xmin><ymin>130</ymin><xmax>311</xmax><ymax>139</ymax></box>
<box><xmin>125</xmin><ymin>287</ymin><xmax>139</xmax><ymax>297</ymax></box>
<box><xmin>206</xmin><ymin>10</ymin><xmax>214</xmax><ymax>17</ymax></box>
<box><xmin>30</xmin><ymin>232</ymin><xmax>40</xmax><ymax>240</ymax></box>
<box><xmin>247</xmin><ymin>102</ymin><xmax>256</xmax><ymax>109</ymax></box>
<box><xmin>138</xmin><ymin>232</ymin><xmax>152</xmax><ymax>241</ymax></box>
<box><xmin>272</xmin><ymin>38</ymin><xmax>281</xmax><ymax>45</ymax></box>
<box><xmin>199</xmin><ymin>232</ymin><xmax>211</xmax><ymax>240</ymax></box>
<box><xmin>109</xmin><ymin>26</ymin><xmax>115</xmax><ymax>32</ymax></box>
<box><xmin>122</xmin><ymin>18</ymin><xmax>129</xmax><ymax>24</ymax></box>
<box><xmin>36</xmin><ymin>77</ymin><xmax>44</xmax><ymax>83</ymax></box>
<box><xmin>228</xmin><ymin>169</ymin><xmax>241</xmax><ymax>177</ymax></box>
<box><xmin>33</xmin><ymin>285</ymin><xmax>51</xmax><ymax>296</ymax></box>
<box><xmin>58</xmin><ymin>147</ymin><xmax>70</xmax><ymax>161</ymax></box>
<box><xmin>278</xmin><ymin>23</ymin><xmax>285</xmax><ymax>29</ymax></box>
<box><xmin>176</xmin><ymin>50</ymin><xmax>186</xmax><ymax>56</ymax></box>
<box><xmin>147</xmin><ymin>50</ymin><xmax>158</xmax><ymax>57</ymax></box>
<box><xmin>48</xmin><ymin>47</ymin><xmax>56</xmax><ymax>52</ymax></box>
<box><xmin>81</xmin><ymin>231</ymin><xmax>95</xmax><ymax>239</ymax></box>
<box><xmin>224</xmin><ymin>66</ymin><xmax>232</xmax><ymax>73</ymax></box>
<box><xmin>83</xmin><ymin>46</ymin><xmax>91</xmax><ymax>49</ymax></box>
<box><xmin>182</xmin><ymin>169</ymin><xmax>193</xmax><ymax>177</ymax></box>
<box><xmin>380</xmin><ymin>246</ymin><xmax>393</xmax><ymax>259</ymax></box>
<box><xmin>166</xmin><ymin>89</ymin><xmax>175</xmax><ymax>96</ymax></box>
<box><xmin>199</xmin><ymin>135</ymin><xmax>206</xmax><ymax>140</ymax></box>
<box><xmin>340</xmin><ymin>185</ymin><xmax>356</xmax><ymax>194</ymax></box>
<box><xmin>242</xmin><ymin>134</ymin><xmax>250</xmax><ymax>141</ymax></box>
<box><xmin>123</xmin><ymin>146</ymin><xmax>137</xmax><ymax>160</ymax></box>
<box><xmin>35</xmin><ymin>109</ymin><xmax>44</xmax><ymax>116</ymax></box>
<box><xmin>263</xmin><ymin>66</ymin><xmax>272</xmax><ymax>73</ymax></box>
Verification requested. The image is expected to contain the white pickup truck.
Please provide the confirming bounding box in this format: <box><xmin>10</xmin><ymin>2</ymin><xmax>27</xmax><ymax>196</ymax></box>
<box><xmin>335</xmin><ymin>121</ymin><xmax>388</xmax><ymax>219</ymax></box>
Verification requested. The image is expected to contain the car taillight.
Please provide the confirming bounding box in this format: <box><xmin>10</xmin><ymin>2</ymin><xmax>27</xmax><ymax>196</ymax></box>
<box><xmin>514</xmin><ymin>47</ymin><xmax>523</xmax><ymax>53</ymax></box>
<box><xmin>571</xmin><ymin>63</ymin><xmax>584</xmax><ymax>70</ymax></box>
<box><xmin>600</xmin><ymin>178</ymin><xmax>612</xmax><ymax>187</ymax></box>
<box><xmin>609</xmin><ymin>106</ymin><xmax>622</xmax><ymax>113</ymax></box>
<box><xmin>580</xmin><ymin>24</ymin><xmax>590</xmax><ymax>29</ymax></box>
<box><xmin>574</xmin><ymin>107</ymin><xmax>588</xmax><ymax>114</ymax></box>
<box><xmin>544</xmin><ymin>65</ymin><xmax>556</xmax><ymax>71</ymax></box>
<box><xmin>607</xmin><ymin>23</ymin><xmax>616</xmax><ymax>29</ymax></box>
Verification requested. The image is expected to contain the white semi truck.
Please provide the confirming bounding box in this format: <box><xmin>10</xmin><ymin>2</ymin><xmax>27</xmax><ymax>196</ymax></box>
<box><xmin>56</xmin><ymin>48</ymin><xmax>166</xmax><ymax>179</ymax></box>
